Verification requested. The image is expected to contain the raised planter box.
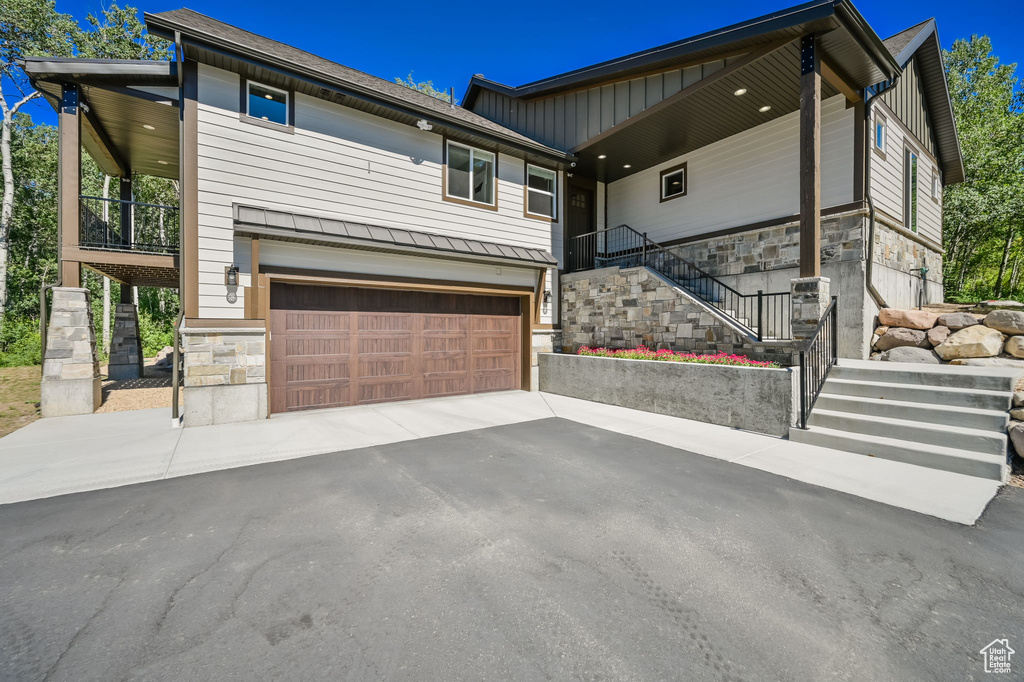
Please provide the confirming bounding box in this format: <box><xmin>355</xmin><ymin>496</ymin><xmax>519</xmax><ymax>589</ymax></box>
<box><xmin>539</xmin><ymin>353</ymin><xmax>798</xmax><ymax>437</ymax></box>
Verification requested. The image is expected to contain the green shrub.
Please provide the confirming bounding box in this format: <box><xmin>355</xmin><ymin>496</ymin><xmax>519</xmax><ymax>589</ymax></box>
<box><xmin>138</xmin><ymin>310</ymin><xmax>175</xmax><ymax>357</ymax></box>
<box><xmin>0</xmin><ymin>315</ymin><xmax>42</xmax><ymax>367</ymax></box>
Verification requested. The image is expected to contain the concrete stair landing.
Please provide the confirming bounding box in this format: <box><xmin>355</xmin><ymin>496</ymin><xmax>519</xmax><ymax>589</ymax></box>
<box><xmin>790</xmin><ymin>359</ymin><xmax>1020</xmax><ymax>481</ymax></box>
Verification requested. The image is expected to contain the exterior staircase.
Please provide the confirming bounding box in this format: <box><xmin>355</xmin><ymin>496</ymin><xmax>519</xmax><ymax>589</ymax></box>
<box><xmin>790</xmin><ymin>359</ymin><xmax>1017</xmax><ymax>482</ymax></box>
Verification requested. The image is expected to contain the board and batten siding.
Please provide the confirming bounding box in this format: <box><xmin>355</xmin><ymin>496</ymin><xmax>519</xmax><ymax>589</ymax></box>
<box><xmin>470</xmin><ymin>57</ymin><xmax>740</xmax><ymax>151</ymax></box>
<box><xmin>869</xmin><ymin>99</ymin><xmax>942</xmax><ymax>245</ymax></box>
<box><xmin>194</xmin><ymin>63</ymin><xmax>561</xmax><ymax>320</ymax></box>
<box><xmin>606</xmin><ymin>95</ymin><xmax>855</xmax><ymax>241</ymax></box>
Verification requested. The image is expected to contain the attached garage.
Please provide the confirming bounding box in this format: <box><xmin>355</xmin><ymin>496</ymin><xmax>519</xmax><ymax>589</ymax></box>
<box><xmin>269</xmin><ymin>282</ymin><xmax>525</xmax><ymax>413</ymax></box>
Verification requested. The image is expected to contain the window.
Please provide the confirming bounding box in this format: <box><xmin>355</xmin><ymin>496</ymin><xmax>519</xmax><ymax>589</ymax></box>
<box><xmin>931</xmin><ymin>171</ymin><xmax>941</xmax><ymax>201</ymax></box>
<box><xmin>874</xmin><ymin>114</ymin><xmax>887</xmax><ymax>155</ymax></box>
<box><xmin>905</xmin><ymin>148</ymin><xmax>919</xmax><ymax>232</ymax></box>
<box><xmin>660</xmin><ymin>162</ymin><xmax>687</xmax><ymax>202</ymax></box>
<box><xmin>246</xmin><ymin>81</ymin><xmax>289</xmax><ymax>126</ymax></box>
<box><xmin>445</xmin><ymin>141</ymin><xmax>496</xmax><ymax>207</ymax></box>
<box><xmin>525</xmin><ymin>165</ymin><xmax>556</xmax><ymax>219</ymax></box>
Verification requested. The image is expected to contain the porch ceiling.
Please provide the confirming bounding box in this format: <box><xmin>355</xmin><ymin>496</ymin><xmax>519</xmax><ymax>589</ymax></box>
<box><xmin>573</xmin><ymin>40</ymin><xmax>841</xmax><ymax>183</ymax></box>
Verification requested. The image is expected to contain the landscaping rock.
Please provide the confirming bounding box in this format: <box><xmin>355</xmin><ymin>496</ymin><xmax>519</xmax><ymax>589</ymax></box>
<box><xmin>926</xmin><ymin>325</ymin><xmax>950</xmax><ymax>347</ymax></box>
<box><xmin>984</xmin><ymin>309</ymin><xmax>1024</xmax><ymax>335</ymax></box>
<box><xmin>878</xmin><ymin>308</ymin><xmax>939</xmax><ymax>330</ymax></box>
<box><xmin>937</xmin><ymin>312</ymin><xmax>980</xmax><ymax>330</ymax></box>
<box><xmin>153</xmin><ymin>346</ymin><xmax>175</xmax><ymax>368</ymax></box>
<box><xmin>1015</xmin><ymin>391</ymin><xmax>1024</xmax><ymax>407</ymax></box>
<box><xmin>875</xmin><ymin>327</ymin><xmax>929</xmax><ymax>351</ymax></box>
<box><xmin>1007</xmin><ymin>336</ymin><xmax>1024</xmax><ymax>358</ymax></box>
<box><xmin>1009</xmin><ymin>421</ymin><xmax>1024</xmax><ymax>459</ymax></box>
<box><xmin>1010</xmin><ymin>408</ymin><xmax>1024</xmax><ymax>421</ymax></box>
<box><xmin>879</xmin><ymin>346</ymin><xmax>941</xmax><ymax>364</ymax></box>
<box><xmin>874</xmin><ymin>325</ymin><xmax>890</xmax><ymax>336</ymax></box>
<box><xmin>934</xmin><ymin>325</ymin><xmax>1005</xmax><ymax>360</ymax></box>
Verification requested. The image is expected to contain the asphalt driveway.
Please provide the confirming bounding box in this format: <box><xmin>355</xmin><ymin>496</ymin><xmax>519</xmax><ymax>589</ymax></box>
<box><xmin>2</xmin><ymin>417</ymin><xmax>1022</xmax><ymax>681</ymax></box>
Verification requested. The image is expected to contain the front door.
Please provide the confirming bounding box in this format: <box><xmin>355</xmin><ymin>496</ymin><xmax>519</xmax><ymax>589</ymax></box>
<box><xmin>565</xmin><ymin>184</ymin><xmax>596</xmax><ymax>272</ymax></box>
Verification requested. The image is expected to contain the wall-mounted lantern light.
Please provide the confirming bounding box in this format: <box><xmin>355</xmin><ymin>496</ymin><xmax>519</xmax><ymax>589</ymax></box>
<box><xmin>225</xmin><ymin>264</ymin><xmax>239</xmax><ymax>287</ymax></box>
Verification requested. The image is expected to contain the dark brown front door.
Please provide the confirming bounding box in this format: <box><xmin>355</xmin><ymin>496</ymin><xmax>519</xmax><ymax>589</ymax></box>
<box><xmin>269</xmin><ymin>283</ymin><xmax>522</xmax><ymax>413</ymax></box>
<box><xmin>565</xmin><ymin>184</ymin><xmax>596</xmax><ymax>272</ymax></box>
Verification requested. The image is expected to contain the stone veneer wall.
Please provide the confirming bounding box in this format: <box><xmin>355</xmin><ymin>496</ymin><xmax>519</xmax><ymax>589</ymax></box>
<box><xmin>181</xmin><ymin>326</ymin><xmax>267</xmax><ymax>426</ymax></box>
<box><xmin>107</xmin><ymin>304</ymin><xmax>143</xmax><ymax>380</ymax></box>
<box><xmin>41</xmin><ymin>287</ymin><xmax>101</xmax><ymax>417</ymax></box>
<box><xmin>560</xmin><ymin>266</ymin><xmax>793</xmax><ymax>365</ymax></box>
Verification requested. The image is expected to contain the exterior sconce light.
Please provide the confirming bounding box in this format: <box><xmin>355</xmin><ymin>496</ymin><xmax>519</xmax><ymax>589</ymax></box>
<box><xmin>225</xmin><ymin>264</ymin><xmax>239</xmax><ymax>286</ymax></box>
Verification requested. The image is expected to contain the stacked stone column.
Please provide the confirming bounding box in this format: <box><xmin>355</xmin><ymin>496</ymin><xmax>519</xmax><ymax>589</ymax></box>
<box><xmin>41</xmin><ymin>287</ymin><xmax>101</xmax><ymax>417</ymax></box>
<box><xmin>791</xmin><ymin>276</ymin><xmax>831</xmax><ymax>360</ymax></box>
<box><xmin>107</xmin><ymin>303</ymin><xmax>144</xmax><ymax>380</ymax></box>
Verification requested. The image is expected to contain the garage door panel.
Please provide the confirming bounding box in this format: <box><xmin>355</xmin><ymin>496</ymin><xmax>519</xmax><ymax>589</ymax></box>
<box><xmin>270</xmin><ymin>283</ymin><xmax>520</xmax><ymax>413</ymax></box>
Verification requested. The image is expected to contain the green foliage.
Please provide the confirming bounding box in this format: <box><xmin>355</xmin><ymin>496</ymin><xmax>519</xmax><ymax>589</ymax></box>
<box><xmin>942</xmin><ymin>36</ymin><xmax>1024</xmax><ymax>302</ymax></box>
<box><xmin>394</xmin><ymin>72</ymin><xmax>454</xmax><ymax>103</ymax></box>
<box><xmin>138</xmin><ymin>309</ymin><xmax>174</xmax><ymax>357</ymax></box>
<box><xmin>0</xmin><ymin>314</ymin><xmax>40</xmax><ymax>367</ymax></box>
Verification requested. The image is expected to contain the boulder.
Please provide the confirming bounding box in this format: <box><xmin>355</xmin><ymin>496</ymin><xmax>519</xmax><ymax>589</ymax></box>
<box><xmin>153</xmin><ymin>345</ymin><xmax>175</xmax><ymax>368</ymax></box>
<box><xmin>1007</xmin><ymin>336</ymin><xmax>1024</xmax><ymax>359</ymax></box>
<box><xmin>934</xmin><ymin>325</ymin><xmax>1005</xmax><ymax>360</ymax></box>
<box><xmin>875</xmin><ymin>327</ymin><xmax>929</xmax><ymax>351</ymax></box>
<box><xmin>937</xmin><ymin>312</ymin><xmax>980</xmax><ymax>330</ymax></box>
<box><xmin>1010</xmin><ymin>408</ymin><xmax>1024</xmax><ymax>421</ymax></box>
<box><xmin>926</xmin><ymin>325</ymin><xmax>950</xmax><ymax>347</ymax></box>
<box><xmin>879</xmin><ymin>346</ymin><xmax>942</xmax><ymax>364</ymax></box>
<box><xmin>984</xmin><ymin>309</ymin><xmax>1024</xmax><ymax>335</ymax></box>
<box><xmin>1015</xmin><ymin>391</ymin><xmax>1024</xmax><ymax>408</ymax></box>
<box><xmin>874</xmin><ymin>325</ymin><xmax>890</xmax><ymax>336</ymax></box>
<box><xmin>1009</xmin><ymin>421</ymin><xmax>1024</xmax><ymax>459</ymax></box>
<box><xmin>878</xmin><ymin>308</ymin><xmax>939</xmax><ymax>330</ymax></box>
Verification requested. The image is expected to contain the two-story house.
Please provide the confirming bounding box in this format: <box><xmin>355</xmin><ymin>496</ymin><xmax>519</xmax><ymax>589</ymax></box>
<box><xmin>28</xmin><ymin>0</ymin><xmax>962</xmax><ymax>427</ymax></box>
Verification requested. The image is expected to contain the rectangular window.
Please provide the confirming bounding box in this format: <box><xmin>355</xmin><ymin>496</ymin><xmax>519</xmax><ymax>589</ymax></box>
<box><xmin>874</xmin><ymin>114</ymin><xmax>887</xmax><ymax>155</ymax></box>
<box><xmin>905</xmin><ymin>148</ymin><xmax>919</xmax><ymax>232</ymax></box>
<box><xmin>931</xmin><ymin>171</ymin><xmax>940</xmax><ymax>201</ymax></box>
<box><xmin>445</xmin><ymin>141</ymin><xmax>495</xmax><ymax>206</ymax></box>
<box><xmin>246</xmin><ymin>81</ymin><xmax>289</xmax><ymax>126</ymax></box>
<box><xmin>660</xmin><ymin>162</ymin><xmax>687</xmax><ymax>202</ymax></box>
<box><xmin>525</xmin><ymin>165</ymin><xmax>556</xmax><ymax>219</ymax></box>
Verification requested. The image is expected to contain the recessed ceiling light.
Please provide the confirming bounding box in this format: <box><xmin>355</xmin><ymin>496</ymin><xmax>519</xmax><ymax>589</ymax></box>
<box><xmin>759</xmin><ymin>105</ymin><xmax>772</xmax><ymax>113</ymax></box>
<box><xmin>734</xmin><ymin>88</ymin><xmax>747</xmax><ymax>96</ymax></box>
<box><xmin>157</xmin><ymin>160</ymin><xmax>168</xmax><ymax>165</ymax></box>
<box><xmin>264</xmin><ymin>94</ymin><xmax>273</xmax><ymax>100</ymax></box>
<box><xmin>597</xmin><ymin>154</ymin><xmax>607</xmax><ymax>159</ymax></box>
<box><xmin>142</xmin><ymin>124</ymin><xmax>155</xmax><ymax>130</ymax></box>
<box><xmin>623</xmin><ymin>164</ymin><xmax>632</xmax><ymax>169</ymax></box>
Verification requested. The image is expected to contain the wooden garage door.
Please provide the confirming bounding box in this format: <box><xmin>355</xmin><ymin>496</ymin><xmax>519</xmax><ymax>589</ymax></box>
<box><xmin>269</xmin><ymin>283</ymin><xmax>522</xmax><ymax>413</ymax></box>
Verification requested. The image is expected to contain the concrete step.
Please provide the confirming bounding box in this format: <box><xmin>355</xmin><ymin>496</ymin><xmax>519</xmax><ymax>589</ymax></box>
<box><xmin>832</xmin><ymin>359</ymin><xmax>1021</xmax><ymax>392</ymax></box>
<box><xmin>822</xmin><ymin>378</ymin><xmax>1012</xmax><ymax>411</ymax></box>
<box><xmin>814</xmin><ymin>393</ymin><xmax>1009</xmax><ymax>432</ymax></box>
<box><xmin>790</xmin><ymin>425</ymin><xmax>1007</xmax><ymax>481</ymax></box>
<box><xmin>808</xmin><ymin>409</ymin><xmax>1007</xmax><ymax>458</ymax></box>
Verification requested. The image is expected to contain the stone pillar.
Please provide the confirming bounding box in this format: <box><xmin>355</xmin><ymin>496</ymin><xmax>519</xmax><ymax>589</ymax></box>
<box><xmin>181</xmin><ymin>325</ymin><xmax>267</xmax><ymax>426</ymax></box>
<box><xmin>41</xmin><ymin>287</ymin><xmax>101</xmax><ymax>417</ymax></box>
<box><xmin>791</xmin><ymin>276</ymin><xmax>831</xmax><ymax>351</ymax></box>
<box><xmin>107</xmin><ymin>303</ymin><xmax>144</xmax><ymax>380</ymax></box>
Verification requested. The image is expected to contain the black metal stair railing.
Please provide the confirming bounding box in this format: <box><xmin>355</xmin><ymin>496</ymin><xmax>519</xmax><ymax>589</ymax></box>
<box><xmin>797</xmin><ymin>296</ymin><xmax>838</xmax><ymax>429</ymax></box>
<box><xmin>80</xmin><ymin>195</ymin><xmax>179</xmax><ymax>255</ymax></box>
<box><xmin>568</xmin><ymin>224</ymin><xmax>791</xmax><ymax>341</ymax></box>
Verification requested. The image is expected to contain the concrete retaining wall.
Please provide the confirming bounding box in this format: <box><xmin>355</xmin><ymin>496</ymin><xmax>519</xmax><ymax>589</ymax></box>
<box><xmin>539</xmin><ymin>353</ymin><xmax>798</xmax><ymax>437</ymax></box>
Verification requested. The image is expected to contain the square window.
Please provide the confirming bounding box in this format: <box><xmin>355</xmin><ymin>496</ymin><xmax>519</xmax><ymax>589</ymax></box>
<box><xmin>247</xmin><ymin>82</ymin><xmax>289</xmax><ymax>126</ymax></box>
<box><xmin>660</xmin><ymin>163</ymin><xmax>687</xmax><ymax>201</ymax></box>
<box><xmin>445</xmin><ymin>141</ymin><xmax>495</xmax><ymax>206</ymax></box>
<box><xmin>526</xmin><ymin>165</ymin><xmax>556</xmax><ymax>219</ymax></box>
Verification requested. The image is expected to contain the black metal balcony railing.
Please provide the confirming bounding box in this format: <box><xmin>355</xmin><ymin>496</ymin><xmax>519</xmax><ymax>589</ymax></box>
<box><xmin>80</xmin><ymin>195</ymin><xmax>179</xmax><ymax>255</ymax></box>
<box><xmin>797</xmin><ymin>296</ymin><xmax>839</xmax><ymax>429</ymax></box>
<box><xmin>568</xmin><ymin>224</ymin><xmax>791</xmax><ymax>341</ymax></box>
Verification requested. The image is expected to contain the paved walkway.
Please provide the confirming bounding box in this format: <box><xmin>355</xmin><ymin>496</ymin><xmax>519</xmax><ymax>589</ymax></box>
<box><xmin>0</xmin><ymin>391</ymin><xmax>1000</xmax><ymax>524</ymax></box>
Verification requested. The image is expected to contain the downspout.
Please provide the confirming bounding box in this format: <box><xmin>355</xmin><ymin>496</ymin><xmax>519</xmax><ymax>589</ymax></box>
<box><xmin>863</xmin><ymin>81</ymin><xmax>899</xmax><ymax>310</ymax></box>
<box><xmin>171</xmin><ymin>31</ymin><xmax>184</xmax><ymax>426</ymax></box>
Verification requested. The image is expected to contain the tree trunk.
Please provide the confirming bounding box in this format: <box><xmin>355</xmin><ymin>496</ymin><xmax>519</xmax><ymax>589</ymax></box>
<box><xmin>101</xmin><ymin>176</ymin><xmax>112</xmax><ymax>353</ymax></box>
<box><xmin>995</xmin><ymin>225</ymin><xmax>1015</xmax><ymax>299</ymax></box>
<box><xmin>0</xmin><ymin>90</ymin><xmax>41</xmax><ymax>326</ymax></box>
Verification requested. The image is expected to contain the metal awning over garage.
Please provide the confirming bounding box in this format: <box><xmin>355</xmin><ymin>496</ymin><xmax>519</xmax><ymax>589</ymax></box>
<box><xmin>234</xmin><ymin>205</ymin><xmax>558</xmax><ymax>269</ymax></box>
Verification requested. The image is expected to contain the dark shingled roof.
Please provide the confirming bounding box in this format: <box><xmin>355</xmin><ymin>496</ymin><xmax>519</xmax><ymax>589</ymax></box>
<box><xmin>234</xmin><ymin>205</ymin><xmax>557</xmax><ymax>267</ymax></box>
<box><xmin>145</xmin><ymin>8</ymin><xmax>569</xmax><ymax>160</ymax></box>
<box><xmin>882</xmin><ymin>19</ymin><xmax>933</xmax><ymax>61</ymax></box>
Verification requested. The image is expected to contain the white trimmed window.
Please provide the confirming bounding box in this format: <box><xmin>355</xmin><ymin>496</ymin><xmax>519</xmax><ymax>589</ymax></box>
<box><xmin>446</xmin><ymin>141</ymin><xmax>495</xmax><ymax>206</ymax></box>
<box><xmin>246</xmin><ymin>81</ymin><xmax>289</xmax><ymax>126</ymax></box>
<box><xmin>526</xmin><ymin>165</ymin><xmax>556</xmax><ymax>218</ymax></box>
<box><xmin>874</xmin><ymin>113</ymin><xmax>887</xmax><ymax>154</ymax></box>
<box><xmin>931</xmin><ymin>171</ymin><xmax>941</xmax><ymax>200</ymax></box>
<box><xmin>660</xmin><ymin>163</ymin><xmax>687</xmax><ymax>202</ymax></box>
<box><xmin>905</xmin><ymin>148</ymin><xmax>919</xmax><ymax>232</ymax></box>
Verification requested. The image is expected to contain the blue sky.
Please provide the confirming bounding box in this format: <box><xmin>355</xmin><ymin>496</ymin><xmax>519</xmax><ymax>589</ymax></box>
<box><xmin>19</xmin><ymin>0</ymin><xmax>1024</xmax><ymax>125</ymax></box>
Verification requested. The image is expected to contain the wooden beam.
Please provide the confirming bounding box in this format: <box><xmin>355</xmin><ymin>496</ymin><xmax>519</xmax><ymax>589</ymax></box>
<box><xmin>63</xmin><ymin>246</ymin><xmax>177</xmax><ymax>270</ymax></box>
<box><xmin>58</xmin><ymin>83</ymin><xmax>82</xmax><ymax>288</ymax></box>
<box><xmin>81</xmin><ymin>98</ymin><xmax>129</xmax><ymax>177</ymax></box>
<box><xmin>181</xmin><ymin>60</ymin><xmax>200</xmax><ymax>318</ymax></box>
<box><xmin>820</xmin><ymin>57</ymin><xmax>862</xmax><ymax>105</ymax></box>
<box><xmin>799</xmin><ymin>35</ymin><xmax>822</xmax><ymax>279</ymax></box>
<box><xmin>118</xmin><ymin>175</ymin><xmax>133</xmax><ymax>303</ymax></box>
<box><xmin>248</xmin><ymin>236</ymin><xmax>260</xmax><ymax>319</ymax></box>
<box><xmin>533</xmin><ymin>267</ymin><xmax>546</xmax><ymax>324</ymax></box>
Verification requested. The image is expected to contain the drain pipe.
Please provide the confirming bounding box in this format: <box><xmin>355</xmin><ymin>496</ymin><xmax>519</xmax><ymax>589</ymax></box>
<box><xmin>171</xmin><ymin>30</ymin><xmax>184</xmax><ymax>427</ymax></box>
<box><xmin>863</xmin><ymin>84</ymin><xmax>898</xmax><ymax>311</ymax></box>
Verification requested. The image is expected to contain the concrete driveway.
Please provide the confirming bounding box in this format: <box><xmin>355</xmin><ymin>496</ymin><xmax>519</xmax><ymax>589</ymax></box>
<box><xmin>2</xmin><ymin>418</ymin><xmax>1022</xmax><ymax>681</ymax></box>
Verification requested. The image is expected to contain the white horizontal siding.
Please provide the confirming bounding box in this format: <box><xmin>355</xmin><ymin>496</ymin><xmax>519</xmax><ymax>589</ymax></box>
<box><xmin>195</xmin><ymin>63</ymin><xmax>562</xmax><ymax>318</ymax></box>
<box><xmin>607</xmin><ymin>95</ymin><xmax>855</xmax><ymax>242</ymax></box>
<box><xmin>869</xmin><ymin>101</ymin><xmax>942</xmax><ymax>245</ymax></box>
